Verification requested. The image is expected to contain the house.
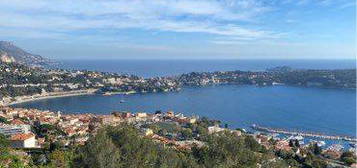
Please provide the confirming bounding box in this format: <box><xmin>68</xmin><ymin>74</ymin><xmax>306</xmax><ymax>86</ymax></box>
<box><xmin>322</xmin><ymin>149</ymin><xmax>342</xmax><ymax>160</ymax></box>
<box><xmin>208</xmin><ymin>125</ymin><xmax>225</xmax><ymax>134</ymax></box>
<box><xmin>141</xmin><ymin>128</ymin><xmax>154</xmax><ymax>136</ymax></box>
<box><xmin>232</xmin><ymin>130</ymin><xmax>242</xmax><ymax>136</ymax></box>
<box><xmin>136</xmin><ymin>112</ymin><xmax>147</xmax><ymax>118</ymax></box>
<box><xmin>166</xmin><ymin>111</ymin><xmax>174</xmax><ymax>117</ymax></box>
<box><xmin>10</xmin><ymin>133</ymin><xmax>38</xmax><ymax>148</ymax></box>
<box><xmin>10</xmin><ymin>119</ymin><xmax>27</xmax><ymax>125</ymax></box>
<box><xmin>64</xmin><ymin>128</ymin><xmax>76</xmax><ymax>137</ymax></box>
<box><xmin>100</xmin><ymin>115</ymin><xmax>120</xmax><ymax>125</ymax></box>
<box><xmin>120</xmin><ymin>112</ymin><xmax>132</xmax><ymax>119</ymax></box>
<box><xmin>274</xmin><ymin>140</ymin><xmax>291</xmax><ymax>151</ymax></box>
<box><xmin>189</xmin><ymin>118</ymin><xmax>197</xmax><ymax>124</ymax></box>
<box><xmin>255</xmin><ymin>134</ymin><xmax>269</xmax><ymax>144</ymax></box>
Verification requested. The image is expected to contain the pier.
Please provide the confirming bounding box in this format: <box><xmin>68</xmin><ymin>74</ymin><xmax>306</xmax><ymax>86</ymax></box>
<box><xmin>251</xmin><ymin>124</ymin><xmax>357</xmax><ymax>142</ymax></box>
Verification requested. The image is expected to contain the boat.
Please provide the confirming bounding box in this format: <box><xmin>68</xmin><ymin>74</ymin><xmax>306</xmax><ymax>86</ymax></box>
<box><xmin>103</xmin><ymin>92</ymin><xmax>113</xmax><ymax>96</ymax></box>
<box><xmin>349</xmin><ymin>143</ymin><xmax>356</xmax><ymax>148</ymax></box>
<box><xmin>317</xmin><ymin>141</ymin><xmax>326</xmax><ymax>147</ymax></box>
<box><xmin>119</xmin><ymin>100</ymin><xmax>126</xmax><ymax>103</ymax></box>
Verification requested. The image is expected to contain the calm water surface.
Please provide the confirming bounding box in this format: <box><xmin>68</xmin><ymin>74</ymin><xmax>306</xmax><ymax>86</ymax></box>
<box><xmin>59</xmin><ymin>59</ymin><xmax>356</xmax><ymax>78</ymax></box>
<box><xmin>13</xmin><ymin>85</ymin><xmax>356</xmax><ymax>137</ymax></box>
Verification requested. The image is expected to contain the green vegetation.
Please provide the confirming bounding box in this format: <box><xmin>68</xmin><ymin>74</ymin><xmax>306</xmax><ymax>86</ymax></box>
<box><xmin>0</xmin><ymin>62</ymin><xmax>179</xmax><ymax>98</ymax></box>
<box><xmin>0</xmin><ymin>134</ymin><xmax>29</xmax><ymax>168</ymax></box>
<box><xmin>0</xmin><ymin>123</ymin><xmax>350</xmax><ymax>168</ymax></box>
<box><xmin>32</xmin><ymin>124</ymin><xmax>289</xmax><ymax>167</ymax></box>
<box><xmin>340</xmin><ymin>151</ymin><xmax>357</xmax><ymax>166</ymax></box>
<box><xmin>0</xmin><ymin>116</ymin><xmax>9</xmax><ymax>124</ymax></box>
<box><xmin>1</xmin><ymin>61</ymin><xmax>355</xmax><ymax>99</ymax></box>
<box><xmin>76</xmin><ymin>125</ymin><xmax>199</xmax><ymax>168</ymax></box>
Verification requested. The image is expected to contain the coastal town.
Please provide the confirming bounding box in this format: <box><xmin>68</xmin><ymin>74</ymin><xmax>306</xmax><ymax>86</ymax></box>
<box><xmin>0</xmin><ymin>60</ymin><xmax>355</xmax><ymax>106</ymax></box>
<box><xmin>0</xmin><ymin>105</ymin><xmax>356</xmax><ymax>167</ymax></box>
<box><xmin>0</xmin><ymin>56</ymin><xmax>356</xmax><ymax>167</ymax></box>
<box><xmin>0</xmin><ymin>0</ymin><xmax>354</xmax><ymax>165</ymax></box>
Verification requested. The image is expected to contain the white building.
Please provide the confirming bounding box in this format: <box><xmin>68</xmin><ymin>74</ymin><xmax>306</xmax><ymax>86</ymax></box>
<box><xmin>208</xmin><ymin>125</ymin><xmax>225</xmax><ymax>134</ymax></box>
<box><xmin>10</xmin><ymin>133</ymin><xmax>38</xmax><ymax>148</ymax></box>
<box><xmin>136</xmin><ymin>112</ymin><xmax>147</xmax><ymax>118</ymax></box>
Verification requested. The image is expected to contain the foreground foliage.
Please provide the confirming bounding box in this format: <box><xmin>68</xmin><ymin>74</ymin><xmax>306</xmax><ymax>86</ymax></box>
<box><xmin>0</xmin><ymin>124</ymin><xmax>341</xmax><ymax>168</ymax></box>
<box><xmin>71</xmin><ymin>125</ymin><xmax>286</xmax><ymax>168</ymax></box>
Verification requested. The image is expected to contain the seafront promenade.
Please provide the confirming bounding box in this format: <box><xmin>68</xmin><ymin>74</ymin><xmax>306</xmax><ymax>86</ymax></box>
<box><xmin>1</xmin><ymin>89</ymin><xmax>98</xmax><ymax>106</ymax></box>
<box><xmin>251</xmin><ymin>124</ymin><xmax>357</xmax><ymax>142</ymax></box>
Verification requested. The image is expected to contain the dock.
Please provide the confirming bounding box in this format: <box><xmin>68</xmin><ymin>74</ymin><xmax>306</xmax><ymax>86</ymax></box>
<box><xmin>251</xmin><ymin>124</ymin><xmax>357</xmax><ymax>142</ymax></box>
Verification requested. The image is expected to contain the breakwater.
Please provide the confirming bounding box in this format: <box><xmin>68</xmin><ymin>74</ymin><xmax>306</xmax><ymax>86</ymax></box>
<box><xmin>251</xmin><ymin>124</ymin><xmax>357</xmax><ymax>142</ymax></box>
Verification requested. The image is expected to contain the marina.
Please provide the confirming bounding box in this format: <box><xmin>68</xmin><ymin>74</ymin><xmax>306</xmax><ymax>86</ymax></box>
<box><xmin>251</xmin><ymin>124</ymin><xmax>357</xmax><ymax>142</ymax></box>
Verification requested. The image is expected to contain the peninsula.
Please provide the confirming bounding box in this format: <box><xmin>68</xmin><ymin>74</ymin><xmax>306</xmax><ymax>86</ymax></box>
<box><xmin>1</xmin><ymin>61</ymin><xmax>355</xmax><ymax>106</ymax></box>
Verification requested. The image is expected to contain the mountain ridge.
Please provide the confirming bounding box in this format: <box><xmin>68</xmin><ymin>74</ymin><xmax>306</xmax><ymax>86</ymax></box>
<box><xmin>0</xmin><ymin>41</ymin><xmax>55</xmax><ymax>67</ymax></box>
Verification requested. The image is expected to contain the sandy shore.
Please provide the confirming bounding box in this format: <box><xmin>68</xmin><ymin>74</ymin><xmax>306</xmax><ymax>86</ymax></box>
<box><xmin>4</xmin><ymin>89</ymin><xmax>98</xmax><ymax>106</ymax></box>
<box><xmin>102</xmin><ymin>90</ymin><xmax>137</xmax><ymax>96</ymax></box>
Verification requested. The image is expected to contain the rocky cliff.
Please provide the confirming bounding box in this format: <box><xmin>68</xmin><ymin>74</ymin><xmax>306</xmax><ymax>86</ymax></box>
<box><xmin>0</xmin><ymin>41</ymin><xmax>55</xmax><ymax>67</ymax></box>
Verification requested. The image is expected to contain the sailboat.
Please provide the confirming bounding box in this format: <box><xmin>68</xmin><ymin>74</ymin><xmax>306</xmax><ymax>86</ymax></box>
<box><xmin>119</xmin><ymin>94</ymin><xmax>126</xmax><ymax>103</ymax></box>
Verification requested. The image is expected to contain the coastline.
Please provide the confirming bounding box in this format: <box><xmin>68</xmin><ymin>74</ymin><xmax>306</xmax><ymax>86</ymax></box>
<box><xmin>4</xmin><ymin>89</ymin><xmax>140</xmax><ymax>106</ymax></box>
<box><xmin>5</xmin><ymin>85</ymin><xmax>355</xmax><ymax>139</ymax></box>
<box><xmin>251</xmin><ymin>124</ymin><xmax>357</xmax><ymax>142</ymax></box>
<box><xmin>4</xmin><ymin>89</ymin><xmax>98</xmax><ymax>106</ymax></box>
<box><xmin>102</xmin><ymin>90</ymin><xmax>137</xmax><ymax>96</ymax></box>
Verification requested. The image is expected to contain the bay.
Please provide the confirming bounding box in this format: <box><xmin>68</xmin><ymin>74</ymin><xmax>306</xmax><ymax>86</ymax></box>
<box><xmin>13</xmin><ymin>85</ymin><xmax>356</xmax><ymax>137</ymax></box>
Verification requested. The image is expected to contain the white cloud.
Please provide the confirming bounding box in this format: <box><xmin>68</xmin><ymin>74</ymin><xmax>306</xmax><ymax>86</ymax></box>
<box><xmin>338</xmin><ymin>1</ymin><xmax>356</xmax><ymax>9</ymax></box>
<box><xmin>0</xmin><ymin>0</ymin><xmax>279</xmax><ymax>41</ymax></box>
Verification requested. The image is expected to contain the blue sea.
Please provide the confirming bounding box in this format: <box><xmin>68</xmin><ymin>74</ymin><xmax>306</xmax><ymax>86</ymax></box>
<box><xmin>59</xmin><ymin>59</ymin><xmax>356</xmax><ymax>78</ymax></box>
<box><xmin>13</xmin><ymin>59</ymin><xmax>356</xmax><ymax>137</ymax></box>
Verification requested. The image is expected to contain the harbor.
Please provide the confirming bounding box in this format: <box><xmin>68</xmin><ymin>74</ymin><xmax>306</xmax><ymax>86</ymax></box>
<box><xmin>251</xmin><ymin>124</ymin><xmax>357</xmax><ymax>142</ymax></box>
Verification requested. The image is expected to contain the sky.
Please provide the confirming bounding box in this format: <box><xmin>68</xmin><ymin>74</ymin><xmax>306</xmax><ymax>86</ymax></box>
<box><xmin>0</xmin><ymin>0</ymin><xmax>355</xmax><ymax>60</ymax></box>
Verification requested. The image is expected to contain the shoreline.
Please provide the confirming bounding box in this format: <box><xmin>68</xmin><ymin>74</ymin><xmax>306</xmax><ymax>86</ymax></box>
<box><xmin>4</xmin><ymin>86</ymin><xmax>355</xmax><ymax>141</ymax></box>
<box><xmin>4</xmin><ymin>84</ymin><xmax>354</xmax><ymax>107</ymax></box>
<box><xmin>4</xmin><ymin>89</ymin><xmax>98</xmax><ymax>106</ymax></box>
<box><xmin>102</xmin><ymin>90</ymin><xmax>137</xmax><ymax>96</ymax></box>
<box><xmin>251</xmin><ymin>124</ymin><xmax>357</xmax><ymax>142</ymax></box>
<box><xmin>5</xmin><ymin>89</ymin><xmax>140</xmax><ymax>106</ymax></box>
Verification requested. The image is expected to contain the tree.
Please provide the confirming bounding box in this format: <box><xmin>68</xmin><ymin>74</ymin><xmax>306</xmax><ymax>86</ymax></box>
<box><xmin>340</xmin><ymin>151</ymin><xmax>356</xmax><ymax>165</ymax></box>
<box><xmin>49</xmin><ymin>150</ymin><xmax>75</xmax><ymax>168</ymax></box>
<box><xmin>0</xmin><ymin>117</ymin><xmax>9</xmax><ymax>124</ymax></box>
<box><xmin>303</xmin><ymin>153</ymin><xmax>327</xmax><ymax>168</ymax></box>
<box><xmin>244</xmin><ymin>135</ymin><xmax>262</xmax><ymax>152</ymax></box>
<box><xmin>192</xmin><ymin>131</ymin><xmax>260</xmax><ymax>167</ymax></box>
<box><xmin>311</xmin><ymin>143</ymin><xmax>322</xmax><ymax>155</ymax></box>
<box><xmin>196</xmin><ymin>125</ymin><xmax>208</xmax><ymax>137</ymax></box>
<box><xmin>77</xmin><ymin>124</ymin><xmax>200</xmax><ymax>168</ymax></box>
<box><xmin>224</xmin><ymin>123</ymin><xmax>229</xmax><ymax>128</ymax></box>
<box><xmin>79</xmin><ymin>129</ymin><xmax>121</xmax><ymax>168</ymax></box>
<box><xmin>180</xmin><ymin>128</ymin><xmax>193</xmax><ymax>139</ymax></box>
<box><xmin>0</xmin><ymin>134</ymin><xmax>9</xmax><ymax>148</ymax></box>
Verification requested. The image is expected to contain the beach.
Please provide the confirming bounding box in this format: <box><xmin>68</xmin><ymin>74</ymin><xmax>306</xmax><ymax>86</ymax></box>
<box><xmin>3</xmin><ymin>89</ymin><xmax>98</xmax><ymax>106</ymax></box>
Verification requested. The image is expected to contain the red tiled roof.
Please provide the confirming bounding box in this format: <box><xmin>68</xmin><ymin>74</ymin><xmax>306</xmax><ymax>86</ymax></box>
<box><xmin>10</xmin><ymin>119</ymin><xmax>26</xmax><ymax>125</ymax></box>
<box><xmin>10</xmin><ymin>133</ymin><xmax>35</xmax><ymax>141</ymax></box>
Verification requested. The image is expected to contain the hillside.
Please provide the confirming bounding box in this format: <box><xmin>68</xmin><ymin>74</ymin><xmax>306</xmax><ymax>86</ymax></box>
<box><xmin>0</xmin><ymin>41</ymin><xmax>55</xmax><ymax>67</ymax></box>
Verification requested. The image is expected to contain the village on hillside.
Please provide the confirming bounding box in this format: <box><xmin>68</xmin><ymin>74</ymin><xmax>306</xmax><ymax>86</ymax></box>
<box><xmin>0</xmin><ymin>106</ymin><xmax>356</xmax><ymax>167</ymax></box>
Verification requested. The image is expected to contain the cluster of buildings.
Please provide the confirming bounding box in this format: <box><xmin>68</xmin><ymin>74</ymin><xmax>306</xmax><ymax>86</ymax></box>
<box><xmin>0</xmin><ymin>106</ymin><xmax>201</xmax><ymax>150</ymax></box>
<box><xmin>0</xmin><ymin>105</ymin><xmax>355</xmax><ymax>167</ymax></box>
<box><xmin>0</xmin><ymin>62</ymin><xmax>181</xmax><ymax>106</ymax></box>
<box><xmin>178</xmin><ymin>71</ymin><xmax>276</xmax><ymax>87</ymax></box>
<box><xmin>252</xmin><ymin>132</ymin><xmax>356</xmax><ymax>161</ymax></box>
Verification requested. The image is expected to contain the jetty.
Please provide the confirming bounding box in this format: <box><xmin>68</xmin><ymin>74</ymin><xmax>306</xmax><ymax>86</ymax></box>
<box><xmin>251</xmin><ymin>124</ymin><xmax>357</xmax><ymax>142</ymax></box>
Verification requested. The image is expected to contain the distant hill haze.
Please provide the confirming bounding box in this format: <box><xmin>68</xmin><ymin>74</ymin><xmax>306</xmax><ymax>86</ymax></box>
<box><xmin>0</xmin><ymin>41</ymin><xmax>55</xmax><ymax>67</ymax></box>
